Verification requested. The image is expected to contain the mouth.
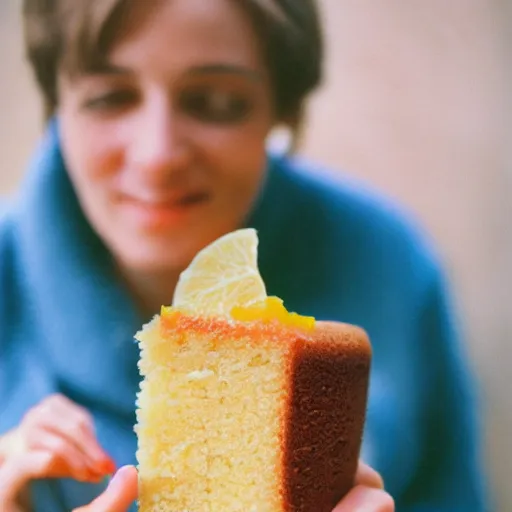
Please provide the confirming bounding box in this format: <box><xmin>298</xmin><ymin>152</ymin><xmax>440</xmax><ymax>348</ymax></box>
<box><xmin>118</xmin><ymin>191</ymin><xmax>211</xmax><ymax>228</ymax></box>
<box><xmin>172</xmin><ymin>192</ymin><xmax>210</xmax><ymax>207</ymax></box>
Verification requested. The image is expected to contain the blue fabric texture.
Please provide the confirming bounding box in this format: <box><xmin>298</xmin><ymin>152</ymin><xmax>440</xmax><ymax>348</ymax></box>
<box><xmin>0</xmin><ymin>120</ymin><xmax>489</xmax><ymax>510</ymax></box>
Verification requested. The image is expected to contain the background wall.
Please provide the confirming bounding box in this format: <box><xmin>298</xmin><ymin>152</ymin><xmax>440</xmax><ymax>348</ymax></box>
<box><xmin>1</xmin><ymin>0</ymin><xmax>510</xmax><ymax>509</ymax></box>
<box><xmin>302</xmin><ymin>2</ymin><xmax>511</xmax><ymax>509</ymax></box>
<box><xmin>305</xmin><ymin>0</ymin><xmax>512</xmax><ymax>512</ymax></box>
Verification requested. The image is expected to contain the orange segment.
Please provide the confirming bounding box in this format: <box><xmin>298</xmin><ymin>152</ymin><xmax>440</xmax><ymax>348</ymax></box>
<box><xmin>231</xmin><ymin>297</ymin><xmax>316</xmax><ymax>331</ymax></box>
<box><xmin>172</xmin><ymin>228</ymin><xmax>267</xmax><ymax>316</ymax></box>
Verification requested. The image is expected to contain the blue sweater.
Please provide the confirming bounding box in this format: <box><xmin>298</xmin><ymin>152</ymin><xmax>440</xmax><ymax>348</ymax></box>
<box><xmin>0</xmin><ymin>122</ymin><xmax>489</xmax><ymax>511</ymax></box>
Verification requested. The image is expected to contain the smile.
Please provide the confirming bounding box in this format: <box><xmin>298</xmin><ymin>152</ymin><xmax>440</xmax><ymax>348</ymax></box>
<box><xmin>118</xmin><ymin>191</ymin><xmax>211</xmax><ymax>229</ymax></box>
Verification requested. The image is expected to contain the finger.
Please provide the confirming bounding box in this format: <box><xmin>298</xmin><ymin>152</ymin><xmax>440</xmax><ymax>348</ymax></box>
<box><xmin>25</xmin><ymin>416</ymin><xmax>114</xmax><ymax>477</ymax></box>
<box><xmin>72</xmin><ymin>466</ymin><xmax>138</xmax><ymax>512</ymax></box>
<box><xmin>333</xmin><ymin>485</ymin><xmax>395</xmax><ymax>512</ymax></box>
<box><xmin>28</xmin><ymin>396</ymin><xmax>115</xmax><ymax>473</ymax></box>
<box><xmin>26</xmin><ymin>430</ymin><xmax>100</xmax><ymax>483</ymax></box>
<box><xmin>29</xmin><ymin>424</ymin><xmax>115</xmax><ymax>478</ymax></box>
<box><xmin>354</xmin><ymin>461</ymin><xmax>385</xmax><ymax>489</ymax></box>
<box><xmin>45</xmin><ymin>395</ymin><xmax>113</xmax><ymax>466</ymax></box>
<box><xmin>0</xmin><ymin>451</ymin><xmax>60</xmax><ymax>503</ymax></box>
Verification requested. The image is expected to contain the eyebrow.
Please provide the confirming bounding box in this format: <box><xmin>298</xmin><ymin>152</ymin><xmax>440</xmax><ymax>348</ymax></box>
<box><xmin>86</xmin><ymin>62</ymin><xmax>263</xmax><ymax>82</ymax></box>
<box><xmin>85</xmin><ymin>62</ymin><xmax>133</xmax><ymax>76</ymax></box>
<box><xmin>187</xmin><ymin>64</ymin><xmax>263</xmax><ymax>82</ymax></box>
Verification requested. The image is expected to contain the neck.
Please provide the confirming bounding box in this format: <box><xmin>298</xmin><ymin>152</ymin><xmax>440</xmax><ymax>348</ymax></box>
<box><xmin>118</xmin><ymin>267</ymin><xmax>181</xmax><ymax>319</ymax></box>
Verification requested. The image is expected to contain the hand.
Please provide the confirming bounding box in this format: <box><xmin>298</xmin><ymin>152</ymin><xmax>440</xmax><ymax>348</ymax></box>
<box><xmin>333</xmin><ymin>461</ymin><xmax>394</xmax><ymax>512</ymax></box>
<box><xmin>73</xmin><ymin>466</ymin><xmax>138</xmax><ymax>512</ymax></box>
<box><xmin>0</xmin><ymin>394</ymin><xmax>116</xmax><ymax>511</ymax></box>
<box><xmin>73</xmin><ymin>462</ymin><xmax>393</xmax><ymax>512</ymax></box>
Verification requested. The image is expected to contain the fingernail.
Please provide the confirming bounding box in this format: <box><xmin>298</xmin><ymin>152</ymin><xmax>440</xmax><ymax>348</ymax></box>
<box><xmin>89</xmin><ymin>453</ymin><xmax>115</xmax><ymax>471</ymax></box>
<box><xmin>77</xmin><ymin>470</ymin><xmax>91</xmax><ymax>482</ymax></box>
<box><xmin>105</xmin><ymin>459</ymin><xmax>117</xmax><ymax>473</ymax></box>
<box><xmin>93</xmin><ymin>460</ymin><xmax>116</xmax><ymax>477</ymax></box>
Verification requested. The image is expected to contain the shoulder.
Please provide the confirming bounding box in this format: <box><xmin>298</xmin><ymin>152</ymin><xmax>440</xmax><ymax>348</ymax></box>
<box><xmin>271</xmin><ymin>154</ymin><xmax>443</xmax><ymax>285</ymax></box>
<box><xmin>275</xmin><ymin>154</ymin><xmax>424</xmax><ymax>241</ymax></box>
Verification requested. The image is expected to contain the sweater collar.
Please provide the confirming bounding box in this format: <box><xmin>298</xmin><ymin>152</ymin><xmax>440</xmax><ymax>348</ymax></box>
<box><xmin>14</xmin><ymin>120</ymin><xmax>143</xmax><ymax>418</ymax></box>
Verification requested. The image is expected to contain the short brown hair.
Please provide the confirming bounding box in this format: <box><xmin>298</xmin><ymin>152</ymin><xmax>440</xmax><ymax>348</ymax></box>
<box><xmin>22</xmin><ymin>0</ymin><xmax>324</xmax><ymax>135</ymax></box>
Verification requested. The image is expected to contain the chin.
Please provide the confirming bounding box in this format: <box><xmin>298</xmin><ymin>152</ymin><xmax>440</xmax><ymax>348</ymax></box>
<box><xmin>112</xmin><ymin>235</ymin><xmax>202</xmax><ymax>275</ymax></box>
<box><xmin>111</xmin><ymin>222</ymin><xmax>241</xmax><ymax>275</ymax></box>
<box><xmin>121</xmin><ymin>249</ymin><xmax>189</xmax><ymax>275</ymax></box>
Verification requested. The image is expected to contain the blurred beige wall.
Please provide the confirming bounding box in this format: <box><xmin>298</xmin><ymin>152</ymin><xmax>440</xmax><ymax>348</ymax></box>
<box><xmin>302</xmin><ymin>2</ymin><xmax>511</xmax><ymax>510</ymax></box>
<box><xmin>1</xmin><ymin>0</ymin><xmax>510</xmax><ymax>509</ymax></box>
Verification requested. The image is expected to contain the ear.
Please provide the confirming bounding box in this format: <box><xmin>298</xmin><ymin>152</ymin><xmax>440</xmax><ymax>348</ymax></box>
<box><xmin>273</xmin><ymin>102</ymin><xmax>308</xmax><ymax>154</ymax></box>
<box><xmin>266</xmin><ymin>124</ymin><xmax>294</xmax><ymax>155</ymax></box>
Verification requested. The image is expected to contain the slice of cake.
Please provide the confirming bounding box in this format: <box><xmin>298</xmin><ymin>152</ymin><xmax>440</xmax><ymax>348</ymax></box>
<box><xmin>135</xmin><ymin>229</ymin><xmax>371</xmax><ymax>512</ymax></box>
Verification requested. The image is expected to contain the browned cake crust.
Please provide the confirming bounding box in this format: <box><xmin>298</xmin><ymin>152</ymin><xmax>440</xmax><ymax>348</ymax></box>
<box><xmin>284</xmin><ymin>321</ymin><xmax>372</xmax><ymax>511</ymax></box>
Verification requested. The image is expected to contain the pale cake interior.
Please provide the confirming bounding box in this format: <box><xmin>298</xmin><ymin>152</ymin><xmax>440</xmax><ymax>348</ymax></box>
<box><xmin>135</xmin><ymin>316</ymin><xmax>293</xmax><ymax>512</ymax></box>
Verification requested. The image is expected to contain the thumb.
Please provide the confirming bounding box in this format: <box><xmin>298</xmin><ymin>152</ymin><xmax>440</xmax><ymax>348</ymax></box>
<box><xmin>73</xmin><ymin>465</ymin><xmax>138</xmax><ymax>512</ymax></box>
<box><xmin>354</xmin><ymin>461</ymin><xmax>385</xmax><ymax>489</ymax></box>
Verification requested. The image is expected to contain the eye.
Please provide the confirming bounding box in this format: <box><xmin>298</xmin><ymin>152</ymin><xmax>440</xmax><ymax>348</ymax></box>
<box><xmin>82</xmin><ymin>89</ymin><xmax>138</xmax><ymax>112</ymax></box>
<box><xmin>179</xmin><ymin>88</ymin><xmax>253</xmax><ymax>124</ymax></box>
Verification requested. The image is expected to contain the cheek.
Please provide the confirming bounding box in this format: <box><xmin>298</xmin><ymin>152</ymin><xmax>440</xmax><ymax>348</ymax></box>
<box><xmin>197</xmin><ymin>122</ymin><xmax>270</xmax><ymax>186</ymax></box>
<box><xmin>59</xmin><ymin>115</ymin><xmax>123</xmax><ymax>195</ymax></box>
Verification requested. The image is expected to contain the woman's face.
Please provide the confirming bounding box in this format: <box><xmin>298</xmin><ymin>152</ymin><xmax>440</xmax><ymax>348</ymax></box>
<box><xmin>58</xmin><ymin>0</ymin><xmax>275</xmax><ymax>274</ymax></box>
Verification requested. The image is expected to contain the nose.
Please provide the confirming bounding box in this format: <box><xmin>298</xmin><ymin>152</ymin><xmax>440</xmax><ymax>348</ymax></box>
<box><xmin>128</xmin><ymin>96</ymin><xmax>191</xmax><ymax>183</ymax></box>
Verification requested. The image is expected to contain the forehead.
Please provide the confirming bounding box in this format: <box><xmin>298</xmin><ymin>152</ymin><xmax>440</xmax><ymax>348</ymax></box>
<box><xmin>109</xmin><ymin>0</ymin><xmax>264</xmax><ymax>72</ymax></box>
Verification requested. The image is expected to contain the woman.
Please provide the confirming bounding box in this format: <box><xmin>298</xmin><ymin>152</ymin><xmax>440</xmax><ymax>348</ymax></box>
<box><xmin>0</xmin><ymin>0</ymin><xmax>487</xmax><ymax>510</ymax></box>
